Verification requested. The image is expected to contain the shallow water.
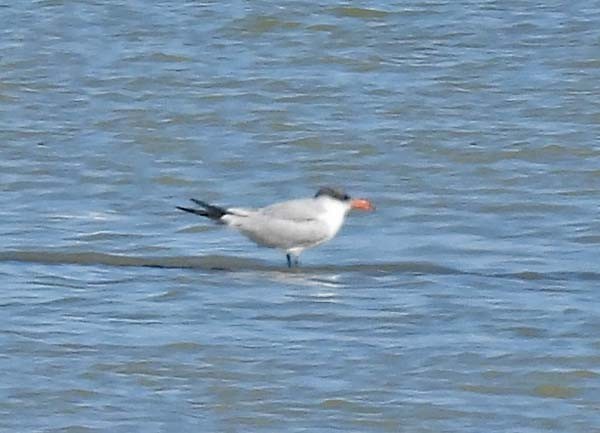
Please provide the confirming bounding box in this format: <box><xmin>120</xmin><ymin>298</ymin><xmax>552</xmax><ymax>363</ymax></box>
<box><xmin>2</xmin><ymin>1</ymin><xmax>600</xmax><ymax>432</ymax></box>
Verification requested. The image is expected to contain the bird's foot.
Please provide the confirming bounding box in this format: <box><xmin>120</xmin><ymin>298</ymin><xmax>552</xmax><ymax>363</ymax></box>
<box><xmin>286</xmin><ymin>254</ymin><xmax>299</xmax><ymax>268</ymax></box>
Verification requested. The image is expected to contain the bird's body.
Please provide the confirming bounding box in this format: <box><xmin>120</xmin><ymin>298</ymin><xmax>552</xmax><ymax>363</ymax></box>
<box><xmin>177</xmin><ymin>187</ymin><xmax>374</xmax><ymax>267</ymax></box>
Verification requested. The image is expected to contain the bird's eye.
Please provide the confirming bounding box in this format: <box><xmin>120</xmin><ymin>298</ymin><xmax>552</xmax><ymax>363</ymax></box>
<box><xmin>343</xmin><ymin>194</ymin><xmax>350</xmax><ymax>200</ymax></box>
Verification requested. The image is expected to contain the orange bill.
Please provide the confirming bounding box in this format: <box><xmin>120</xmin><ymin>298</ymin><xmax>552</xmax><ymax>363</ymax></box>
<box><xmin>350</xmin><ymin>198</ymin><xmax>375</xmax><ymax>211</ymax></box>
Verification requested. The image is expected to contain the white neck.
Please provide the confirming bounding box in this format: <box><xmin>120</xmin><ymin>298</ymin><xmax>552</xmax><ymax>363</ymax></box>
<box><xmin>318</xmin><ymin>196</ymin><xmax>351</xmax><ymax>238</ymax></box>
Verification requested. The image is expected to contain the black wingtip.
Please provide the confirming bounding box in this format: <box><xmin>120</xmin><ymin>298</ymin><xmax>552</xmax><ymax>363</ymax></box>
<box><xmin>176</xmin><ymin>206</ymin><xmax>209</xmax><ymax>217</ymax></box>
<box><xmin>176</xmin><ymin>199</ymin><xmax>228</xmax><ymax>220</ymax></box>
<box><xmin>190</xmin><ymin>198</ymin><xmax>212</xmax><ymax>208</ymax></box>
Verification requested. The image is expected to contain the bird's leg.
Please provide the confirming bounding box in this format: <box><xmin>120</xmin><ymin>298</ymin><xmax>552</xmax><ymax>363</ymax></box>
<box><xmin>286</xmin><ymin>253</ymin><xmax>292</xmax><ymax>268</ymax></box>
<box><xmin>294</xmin><ymin>256</ymin><xmax>299</xmax><ymax>267</ymax></box>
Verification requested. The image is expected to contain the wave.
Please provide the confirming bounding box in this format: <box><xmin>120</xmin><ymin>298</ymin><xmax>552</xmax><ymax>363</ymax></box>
<box><xmin>0</xmin><ymin>250</ymin><xmax>458</xmax><ymax>275</ymax></box>
<box><xmin>1</xmin><ymin>250</ymin><xmax>597</xmax><ymax>281</ymax></box>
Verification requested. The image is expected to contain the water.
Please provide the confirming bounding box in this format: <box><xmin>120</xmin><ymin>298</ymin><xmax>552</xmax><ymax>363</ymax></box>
<box><xmin>1</xmin><ymin>1</ymin><xmax>600</xmax><ymax>432</ymax></box>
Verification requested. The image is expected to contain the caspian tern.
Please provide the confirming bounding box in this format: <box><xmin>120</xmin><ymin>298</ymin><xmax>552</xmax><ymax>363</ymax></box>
<box><xmin>177</xmin><ymin>187</ymin><xmax>375</xmax><ymax>267</ymax></box>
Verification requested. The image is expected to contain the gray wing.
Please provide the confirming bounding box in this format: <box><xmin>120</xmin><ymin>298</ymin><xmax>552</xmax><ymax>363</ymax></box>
<box><xmin>258</xmin><ymin>198</ymin><xmax>325</xmax><ymax>222</ymax></box>
<box><xmin>226</xmin><ymin>212</ymin><xmax>331</xmax><ymax>250</ymax></box>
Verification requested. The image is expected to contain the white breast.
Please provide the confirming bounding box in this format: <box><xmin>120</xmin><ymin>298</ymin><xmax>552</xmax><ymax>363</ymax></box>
<box><xmin>317</xmin><ymin>196</ymin><xmax>351</xmax><ymax>239</ymax></box>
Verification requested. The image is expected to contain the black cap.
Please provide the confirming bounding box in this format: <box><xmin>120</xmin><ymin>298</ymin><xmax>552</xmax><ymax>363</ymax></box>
<box><xmin>314</xmin><ymin>187</ymin><xmax>350</xmax><ymax>201</ymax></box>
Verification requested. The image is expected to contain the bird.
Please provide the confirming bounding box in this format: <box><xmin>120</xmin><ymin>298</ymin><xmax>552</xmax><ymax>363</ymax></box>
<box><xmin>176</xmin><ymin>187</ymin><xmax>375</xmax><ymax>267</ymax></box>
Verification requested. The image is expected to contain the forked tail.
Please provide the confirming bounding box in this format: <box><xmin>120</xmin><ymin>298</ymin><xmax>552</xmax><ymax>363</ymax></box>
<box><xmin>176</xmin><ymin>198</ymin><xmax>229</xmax><ymax>221</ymax></box>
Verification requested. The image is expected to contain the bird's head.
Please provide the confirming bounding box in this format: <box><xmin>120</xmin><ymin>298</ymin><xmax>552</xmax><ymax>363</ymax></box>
<box><xmin>315</xmin><ymin>187</ymin><xmax>375</xmax><ymax>211</ymax></box>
